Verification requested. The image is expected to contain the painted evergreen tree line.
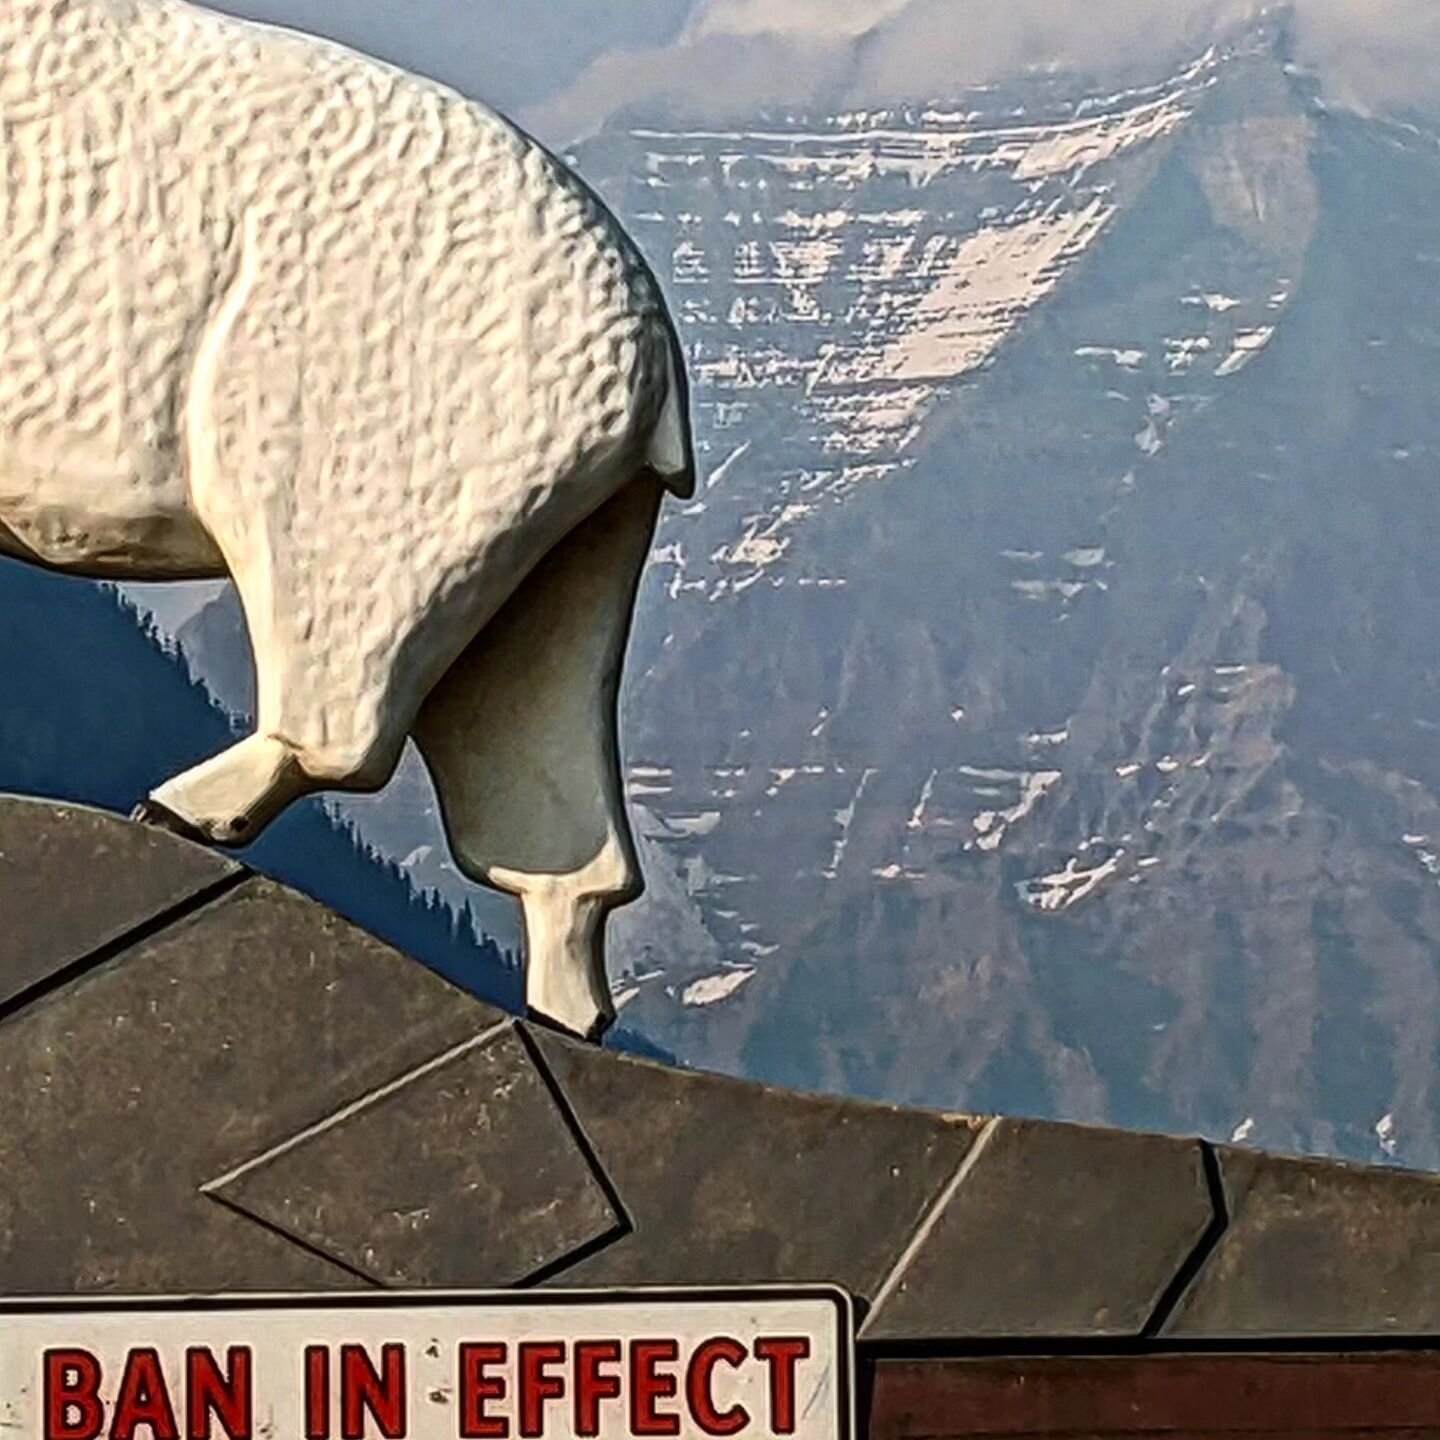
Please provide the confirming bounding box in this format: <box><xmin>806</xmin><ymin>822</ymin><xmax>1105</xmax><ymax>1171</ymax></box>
<box><xmin>0</xmin><ymin>560</ymin><xmax>521</xmax><ymax>1010</ymax></box>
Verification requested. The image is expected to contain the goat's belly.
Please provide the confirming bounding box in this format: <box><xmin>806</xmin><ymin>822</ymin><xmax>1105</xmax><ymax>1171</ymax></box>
<box><xmin>0</xmin><ymin>442</ymin><xmax>224</xmax><ymax>578</ymax></box>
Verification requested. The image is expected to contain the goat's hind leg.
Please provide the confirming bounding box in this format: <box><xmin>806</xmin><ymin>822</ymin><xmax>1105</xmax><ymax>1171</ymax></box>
<box><xmin>138</xmin><ymin>605</ymin><xmax>420</xmax><ymax>847</ymax></box>
<box><xmin>137</xmin><ymin>734</ymin><xmax>311</xmax><ymax>846</ymax></box>
<box><xmin>138</xmin><ymin>569</ymin><xmax>413</xmax><ymax>847</ymax></box>
<box><xmin>413</xmin><ymin>476</ymin><xmax>663</xmax><ymax>1041</ymax></box>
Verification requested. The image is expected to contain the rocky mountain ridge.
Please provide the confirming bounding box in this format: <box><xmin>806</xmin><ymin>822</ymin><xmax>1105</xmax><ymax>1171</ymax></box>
<box><xmin>572</xmin><ymin>25</ymin><xmax>1440</xmax><ymax>1168</ymax></box>
<box><xmin>159</xmin><ymin>21</ymin><xmax>1440</xmax><ymax>1168</ymax></box>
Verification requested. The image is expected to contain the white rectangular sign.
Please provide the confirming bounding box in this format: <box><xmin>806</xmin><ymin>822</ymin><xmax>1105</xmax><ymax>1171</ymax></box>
<box><xmin>0</xmin><ymin>1290</ymin><xmax>853</xmax><ymax>1440</ymax></box>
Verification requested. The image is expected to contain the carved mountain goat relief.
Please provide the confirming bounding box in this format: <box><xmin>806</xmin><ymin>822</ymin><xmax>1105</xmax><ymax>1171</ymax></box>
<box><xmin>0</xmin><ymin>0</ymin><xmax>696</xmax><ymax>1039</ymax></box>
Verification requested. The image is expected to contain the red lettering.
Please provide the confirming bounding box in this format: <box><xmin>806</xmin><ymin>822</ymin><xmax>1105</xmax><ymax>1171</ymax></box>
<box><xmin>458</xmin><ymin>1345</ymin><xmax>508</xmax><ymax>1440</ymax></box>
<box><xmin>339</xmin><ymin>1346</ymin><xmax>405</xmax><ymax>1440</ymax></box>
<box><xmin>45</xmin><ymin>1350</ymin><xmax>104</xmax><ymax>1440</ymax></box>
<box><xmin>571</xmin><ymin>1343</ymin><xmax>621</xmax><ymax>1438</ymax></box>
<box><xmin>686</xmin><ymin>1340</ymin><xmax>749</xmax><ymax>1437</ymax></box>
<box><xmin>628</xmin><ymin>1342</ymin><xmax>679</xmax><ymax>1438</ymax></box>
<box><xmin>304</xmin><ymin>1348</ymin><xmax>329</xmax><ymax>1440</ymax></box>
<box><xmin>186</xmin><ymin>1349</ymin><xmax>252</xmax><ymax>1440</ymax></box>
<box><xmin>516</xmin><ymin>1343</ymin><xmax>565</xmax><ymax>1440</ymax></box>
<box><xmin>753</xmin><ymin>1340</ymin><xmax>809</xmax><ymax>1436</ymax></box>
<box><xmin>111</xmin><ymin>1350</ymin><xmax>179</xmax><ymax>1440</ymax></box>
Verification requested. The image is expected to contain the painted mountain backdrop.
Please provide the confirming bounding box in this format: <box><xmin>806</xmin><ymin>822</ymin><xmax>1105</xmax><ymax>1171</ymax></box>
<box><xmin>30</xmin><ymin>15</ymin><xmax>1440</xmax><ymax>1166</ymax></box>
<box><xmin>591</xmin><ymin>18</ymin><xmax>1440</xmax><ymax>1167</ymax></box>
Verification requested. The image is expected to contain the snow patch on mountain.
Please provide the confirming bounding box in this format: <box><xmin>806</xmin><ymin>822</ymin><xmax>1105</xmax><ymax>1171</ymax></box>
<box><xmin>682</xmin><ymin>967</ymin><xmax>758</xmax><ymax>1006</ymax></box>
<box><xmin>604</xmin><ymin>49</ymin><xmax>1222</xmax><ymax>593</ymax></box>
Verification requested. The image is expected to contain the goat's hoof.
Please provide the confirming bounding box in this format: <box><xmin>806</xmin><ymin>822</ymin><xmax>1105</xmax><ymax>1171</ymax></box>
<box><xmin>525</xmin><ymin>1004</ymin><xmax>614</xmax><ymax>1046</ymax></box>
<box><xmin>130</xmin><ymin>798</ymin><xmax>210</xmax><ymax>847</ymax></box>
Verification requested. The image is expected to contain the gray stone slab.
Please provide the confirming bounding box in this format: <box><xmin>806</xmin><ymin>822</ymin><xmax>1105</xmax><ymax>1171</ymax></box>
<box><xmin>21</xmin><ymin>798</ymin><xmax>1440</xmax><ymax>1342</ymax></box>
<box><xmin>862</xmin><ymin>1119</ymin><xmax>1216</xmax><ymax>1341</ymax></box>
<box><xmin>528</xmin><ymin>1025</ymin><xmax>981</xmax><ymax>1300</ymax></box>
<box><xmin>208</xmin><ymin>1024</ymin><xmax>622</xmax><ymax>1287</ymax></box>
<box><xmin>0</xmin><ymin>876</ymin><xmax>506</xmax><ymax>1293</ymax></box>
<box><xmin>1165</xmin><ymin>1147</ymin><xmax>1440</xmax><ymax>1337</ymax></box>
<box><xmin>0</xmin><ymin>796</ymin><xmax>239</xmax><ymax>1009</ymax></box>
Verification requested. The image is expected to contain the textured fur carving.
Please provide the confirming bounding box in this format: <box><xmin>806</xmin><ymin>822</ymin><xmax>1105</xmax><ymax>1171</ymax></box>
<box><xmin>0</xmin><ymin>0</ymin><xmax>695</xmax><ymax>1039</ymax></box>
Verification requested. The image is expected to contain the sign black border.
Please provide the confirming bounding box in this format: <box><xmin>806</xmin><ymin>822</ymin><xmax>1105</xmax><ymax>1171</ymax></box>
<box><xmin>0</xmin><ymin>1286</ymin><xmax>854</xmax><ymax>1440</ymax></box>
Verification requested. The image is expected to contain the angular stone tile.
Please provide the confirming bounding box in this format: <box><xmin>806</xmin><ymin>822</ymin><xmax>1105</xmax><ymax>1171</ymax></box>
<box><xmin>528</xmin><ymin>1025</ymin><xmax>982</xmax><ymax>1300</ymax></box>
<box><xmin>1164</xmin><ymin>1147</ymin><xmax>1440</xmax><ymax>1337</ymax></box>
<box><xmin>208</xmin><ymin>1024</ymin><xmax>621</xmax><ymax>1287</ymax></box>
<box><xmin>862</xmin><ymin>1119</ymin><xmax>1216</xmax><ymax>1340</ymax></box>
<box><xmin>0</xmin><ymin>797</ymin><xmax>239</xmax><ymax>1010</ymax></box>
<box><xmin>0</xmin><ymin>877</ymin><xmax>504</xmax><ymax>1294</ymax></box>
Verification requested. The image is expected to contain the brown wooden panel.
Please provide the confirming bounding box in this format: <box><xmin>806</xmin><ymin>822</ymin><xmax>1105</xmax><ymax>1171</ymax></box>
<box><xmin>868</xmin><ymin>1353</ymin><xmax>1440</xmax><ymax>1437</ymax></box>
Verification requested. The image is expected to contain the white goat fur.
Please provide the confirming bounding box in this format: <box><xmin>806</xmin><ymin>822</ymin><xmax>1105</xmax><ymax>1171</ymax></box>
<box><xmin>0</xmin><ymin>0</ymin><xmax>695</xmax><ymax>1038</ymax></box>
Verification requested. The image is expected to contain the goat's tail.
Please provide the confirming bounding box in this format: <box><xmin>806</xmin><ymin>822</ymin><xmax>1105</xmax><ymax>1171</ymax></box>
<box><xmin>645</xmin><ymin>326</ymin><xmax>697</xmax><ymax>499</ymax></box>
